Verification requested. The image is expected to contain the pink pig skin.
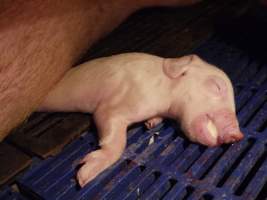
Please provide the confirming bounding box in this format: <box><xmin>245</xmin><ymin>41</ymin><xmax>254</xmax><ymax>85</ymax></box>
<box><xmin>39</xmin><ymin>53</ymin><xmax>243</xmax><ymax>187</ymax></box>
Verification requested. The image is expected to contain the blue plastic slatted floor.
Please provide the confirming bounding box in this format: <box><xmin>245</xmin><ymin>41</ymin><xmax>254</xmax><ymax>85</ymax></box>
<box><xmin>0</xmin><ymin>187</ymin><xmax>26</xmax><ymax>200</ymax></box>
<box><xmin>3</xmin><ymin>31</ymin><xmax>267</xmax><ymax>199</ymax></box>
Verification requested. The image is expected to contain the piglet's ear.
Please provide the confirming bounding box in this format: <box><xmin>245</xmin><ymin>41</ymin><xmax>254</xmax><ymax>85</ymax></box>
<box><xmin>163</xmin><ymin>55</ymin><xmax>191</xmax><ymax>79</ymax></box>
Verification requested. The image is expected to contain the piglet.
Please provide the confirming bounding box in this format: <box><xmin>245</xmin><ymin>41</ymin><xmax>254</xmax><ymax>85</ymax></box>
<box><xmin>38</xmin><ymin>53</ymin><xmax>243</xmax><ymax>187</ymax></box>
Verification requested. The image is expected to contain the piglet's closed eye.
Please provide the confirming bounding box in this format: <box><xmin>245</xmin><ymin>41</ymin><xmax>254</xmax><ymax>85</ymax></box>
<box><xmin>204</xmin><ymin>76</ymin><xmax>228</xmax><ymax>98</ymax></box>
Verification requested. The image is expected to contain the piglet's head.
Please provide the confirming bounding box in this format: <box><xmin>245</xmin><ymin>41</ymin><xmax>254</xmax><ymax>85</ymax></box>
<box><xmin>163</xmin><ymin>54</ymin><xmax>243</xmax><ymax>147</ymax></box>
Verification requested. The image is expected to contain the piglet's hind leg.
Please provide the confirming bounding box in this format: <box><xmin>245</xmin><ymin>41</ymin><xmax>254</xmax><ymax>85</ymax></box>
<box><xmin>76</xmin><ymin>115</ymin><xmax>127</xmax><ymax>187</ymax></box>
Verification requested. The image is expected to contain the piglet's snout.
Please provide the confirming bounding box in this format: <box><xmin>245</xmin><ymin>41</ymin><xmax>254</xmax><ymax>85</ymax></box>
<box><xmin>190</xmin><ymin>110</ymin><xmax>244</xmax><ymax>147</ymax></box>
<box><xmin>216</xmin><ymin>120</ymin><xmax>244</xmax><ymax>145</ymax></box>
<box><xmin>207</xmin><ymin>112</ymin><xmax>244</xmax><ymax>145</ymax></box>
<box><xmin>212</xmin><ymin>110</ymin><xmax>244</xmax><ymax>145</ymax></box>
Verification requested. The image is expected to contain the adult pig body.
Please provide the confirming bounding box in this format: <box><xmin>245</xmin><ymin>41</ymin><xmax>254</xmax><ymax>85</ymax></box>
<box><xmin>39</xmin><ymin>53</ymin><xmax>243</xmax><ymax>187</ymax></box>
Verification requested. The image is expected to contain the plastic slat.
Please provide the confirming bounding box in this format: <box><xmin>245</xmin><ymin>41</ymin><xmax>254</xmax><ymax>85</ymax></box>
<box><xmin>0</xmin><ymin>187</ymin><xmax>27</xmax><ymax>200</ymax></box>
<box><xmin>222</xmin><ymin>141</ymin><xmax>265</xmax><ymax>192</ymax></box>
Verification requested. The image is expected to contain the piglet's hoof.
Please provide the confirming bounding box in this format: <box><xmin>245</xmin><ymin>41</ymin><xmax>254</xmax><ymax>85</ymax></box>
<box><xmin>76</xmin><ymin>149</ymin><xmax>112</xmax><ymax>187</ymax></box>
<box><xmin>145</xmin><ymin>117</ymin><xmax>163</xmax><ymax>129</ymax></box>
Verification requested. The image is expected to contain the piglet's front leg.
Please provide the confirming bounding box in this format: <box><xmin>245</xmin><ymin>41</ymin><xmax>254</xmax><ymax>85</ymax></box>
<box><xmin>77</xmin><ymin>111</ymin><xmax>127</xmax><ymax>187</ymax></box>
